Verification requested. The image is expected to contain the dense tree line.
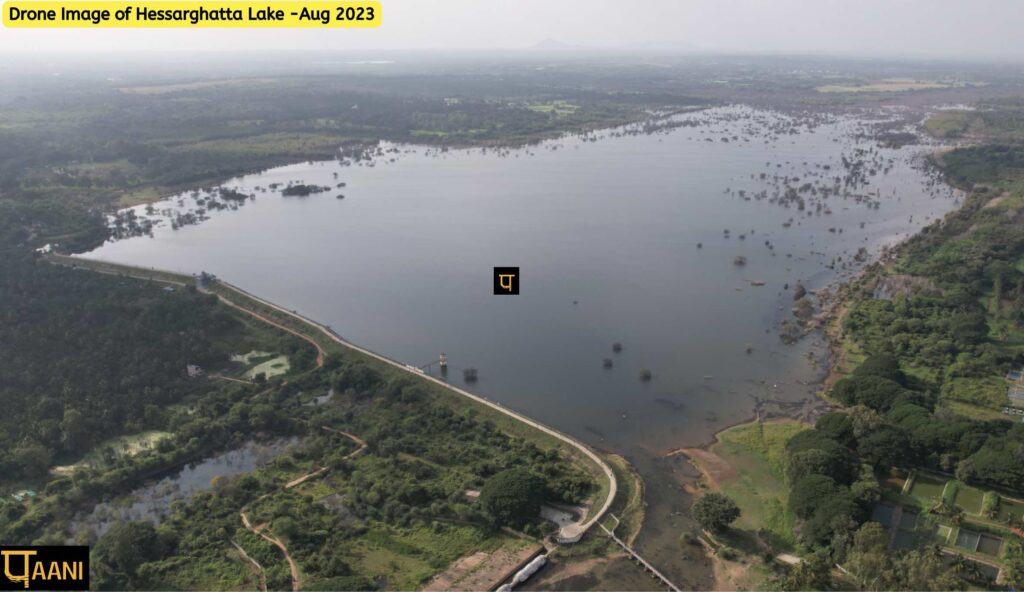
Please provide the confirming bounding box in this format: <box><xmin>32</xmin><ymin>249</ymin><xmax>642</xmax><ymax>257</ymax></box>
<box><xmin>74</xmin><ymin>354</ymin><xmax>595</xmax><ymax>589</ymax></box>
<box><xmin>842</xmin><ymin>144</ymin><xmax>1024</xmax><ymax>388</ymax></box>
<box><xmin>0</xmin><ymin>255</ymin><xmax>257</xmax><ymax>479</ymax></box>
<box><xmin>779</xmin><ymin>362</ymin><xmax>972</xmax><ymax>588</ymax></box>
<box><xmin>314</xmin><ymin>360</ymin><xmax>595</xmax><ymax>532</ymax></box>
<box><xmin>780</xmin><ymin>114</ymin><xmax>1024</xmax><ymax>589</ymax></box>
<box><xmin>0</xmin><ymin>74</ymin><xmax>701</xmax><ymax>252</ymax></box>
<box><xmin>835</xmin><ymin>139</ymin><xmax>1024</xmax><ymax>491</ymax></box>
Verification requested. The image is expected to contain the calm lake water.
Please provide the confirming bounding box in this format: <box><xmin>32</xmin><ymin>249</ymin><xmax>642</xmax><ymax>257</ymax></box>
<box><xmin>82</xmin><ymin>105</ymin><xmax>958</xmax><ymax>583</ymax></box>
<box><xmin>84</xmin><ymin>105</ymin><xmax>955</xmax><ymax>453</ymax></box>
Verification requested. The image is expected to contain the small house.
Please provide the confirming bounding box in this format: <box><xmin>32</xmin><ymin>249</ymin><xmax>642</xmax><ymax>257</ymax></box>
<box><xmin>1008</xmin><ymin>385</ymin><xmax>1024</xmax><ymax>408</ymax></box>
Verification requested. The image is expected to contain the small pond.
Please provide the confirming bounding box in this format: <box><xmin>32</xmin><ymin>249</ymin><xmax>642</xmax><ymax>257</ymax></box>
<box><xmin>70</xmin><ymin>437</ymin><xmax>299</xmax><ymax>540</ymax></box>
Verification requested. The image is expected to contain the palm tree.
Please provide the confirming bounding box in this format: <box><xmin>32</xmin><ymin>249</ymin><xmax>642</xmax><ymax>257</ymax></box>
<box><xmin>949</xmin><ymin>553</ymin><xmax>969</xmax><ymax>576</ymax></box>
<box><xmin>929</xmin><ymin>499</ymin><xmax>951</xmax><ymax>516</ymax></box>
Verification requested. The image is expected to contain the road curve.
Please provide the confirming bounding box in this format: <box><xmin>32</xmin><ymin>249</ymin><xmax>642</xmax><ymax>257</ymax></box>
<box><xmin>215</xmin><ymin>279</ymin><xmax>617</xmax><ymax>543</ymax></box>
<box><xmin>50</xmin><ymin>254</ymin><xmax>617</xmax><ymax>544</ymax></box>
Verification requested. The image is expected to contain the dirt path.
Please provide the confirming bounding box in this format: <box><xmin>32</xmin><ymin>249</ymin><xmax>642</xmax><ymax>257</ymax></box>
<box><xmin>211</xmin><ymin>292</ymin><xmax>325</xmax><ymax>369</ymax></box>
<box><xmin>212</xmin><ymin>374</ymin><xmax>254</xmax><ymax>386</ymax></box>
<box><xmin>285</xmin><ymin>466</ymin><xmax>329</xmax><ymax>488</ymax></box>
<box><xmin>321</xmin><ymin>427</ymin><xmax>368</xmax><ymax>459</ymax></box>
<box><xmin>240</xmin><ymin>500</ymin><xmax>301</xmax><ymax>592</ymax></box>
<box><xmin>236</xmin><ymin>429</ymin><xmax>366</xmax><ymax>592</ymax></box>
<box><xmin>231</xmin><ymin>539</ymin><xmax>268</xmax><ymax>592</ymax></box>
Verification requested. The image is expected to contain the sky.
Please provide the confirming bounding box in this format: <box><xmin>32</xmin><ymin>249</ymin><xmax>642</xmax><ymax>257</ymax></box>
<box><xmin>1</xmin><ymin>0</ymin><xmax>1022</xmax><ymax>60</ymax></box>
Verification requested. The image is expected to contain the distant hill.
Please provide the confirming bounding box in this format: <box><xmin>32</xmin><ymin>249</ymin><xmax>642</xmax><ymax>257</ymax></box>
<box><xmin>527</xmin><ymin>38</ymin><xmax>701</xmax><ymax>53</ymax></box>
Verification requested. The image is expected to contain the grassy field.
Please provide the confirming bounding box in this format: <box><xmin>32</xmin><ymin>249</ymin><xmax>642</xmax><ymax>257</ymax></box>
<box><xmin>51</xmin><ymin>430</ymin><xmax>174</xmax><ymax>475</ymax></box>
<box><xmin>940</xmin><ymin>376</ymin><xmax>1009</xmax><ymax>410</ymax></box>
<box><xmin>679</xmin><ymin>420</ymin><xmax>809</xmax><ymax>591</ymax></box>
<box><xmin>603</xmin><ymin>453</ymin><xmax>645</xmax><ymax>545</ymax></box>
<box><xmin>817</xmin><ymin>79</ymin><xmax>964</xmax><ymax>93</ymax></box>
<box><xmin>692</xmin><ymin>419</ymin><xmax>809</xmax><ymax>552</ymax></box>
<box><xmin>890</xmin><ymin>469</ymin><xmax>1024</xmax><ymax>525</ymax></box>
<box><xmin>924</xmin><ymin>110</ymin><xmax>981</xmax><ymax>138</ymax></box>
<box><xmin>243</xmin><ymin>354</ymin><xmax>290</xmax><ymax>379</ymax></box>
<box><xmin>343</xmin><ymin>523</ymin><xmax>508</xmax><ymax>589</ymax></box>
<box><xmin>117</xmin><ymin>78</ymin><xmax>280</xmax><ymax>95</ymax></box>
<box><xmin>527</xmin><ymin>101</ymin><xmax>580</xmax><ymax>116</ymax></box>
<box><xmin>924</xmin><ymin>102</ymin><xmax>1024</xmax><ymax>142</ymax></box>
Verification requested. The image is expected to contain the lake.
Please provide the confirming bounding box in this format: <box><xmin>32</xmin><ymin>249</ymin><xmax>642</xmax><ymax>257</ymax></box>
<box><xmin>82</xmin><ymin>105</ymin><xmax>958</xmax><ymax>582</ymax></box>
<box><xmin>84</xmin><ymin>105</ymin><xmax>956</xmax><ymax>453</ymax></box>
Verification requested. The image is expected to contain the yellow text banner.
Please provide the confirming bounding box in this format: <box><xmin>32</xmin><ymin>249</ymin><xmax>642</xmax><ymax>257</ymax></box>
<box><xmin>2</xmin><ymin>0</ymin><xmax>381</xmax><ymax>27</ymax></box>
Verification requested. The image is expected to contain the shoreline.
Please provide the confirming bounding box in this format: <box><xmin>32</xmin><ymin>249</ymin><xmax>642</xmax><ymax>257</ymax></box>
<box><xmin>106</xmin><ymin>106</ymin><xmax>708</xmax><ymax>211</ymax></box>
<box><xmin>48</xmin><ymin>252</ymin><xmax>618</xmax><ymax>545</ymax></box>
<box><xmin>670</xmin><ymin>417</ymin><xmax>804</xmax><ymax>507</ymax></box>
<box><xmin>215</xmin><ymin>276</ymin><xmax>618</xmax><ymax>542</ymax></box>
<box><xmin>665</xmin><ymin>415</ymin><xmax>804</xmax><ymax>459</ymax></box>
<box><xmin>675</xmin><ymin>140</ymin><xmax>968</xmax><ymax>456</ymax></box>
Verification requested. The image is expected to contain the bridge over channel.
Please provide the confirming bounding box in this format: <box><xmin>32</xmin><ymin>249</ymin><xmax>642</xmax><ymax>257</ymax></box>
<box><xmin>599</xmin><ymin>515</ymin><xmax>681</xmax><ymax>592</ymax></box>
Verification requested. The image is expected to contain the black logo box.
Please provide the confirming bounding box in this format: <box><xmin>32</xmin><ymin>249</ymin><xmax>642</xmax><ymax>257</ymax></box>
<box><xmin>493</xmin><ymin>267</ymin><xmax>520</xmax><ymax>295</ymax></box>
<box><xmin>0</xmin><ymin>546</ymin><xmax>89</xmax><ymax>591</ymax></box>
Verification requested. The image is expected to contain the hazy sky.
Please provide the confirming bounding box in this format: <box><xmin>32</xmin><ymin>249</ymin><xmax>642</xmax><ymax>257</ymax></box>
<box><xmin>2</xmin><ymin>0</ymin><xmax>1022</xmax><ymax>59</ymax></box>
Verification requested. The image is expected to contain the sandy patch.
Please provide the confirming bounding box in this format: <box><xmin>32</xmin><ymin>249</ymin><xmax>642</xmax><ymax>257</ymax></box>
<box><xmin>423</xmin><ymin>542</ymin><xmax>541</xmax><ymax>592</ymax></box>
<box><xmin>983</xmin><ymin>193</ymin><xmax>1010</xmax><ymax>209</ymax></box>
<box><xmin>244</xmin><ymin>355</ymin><xmax>290</xmax><ymax>379</ymax></box>
<box><xmin>675</xmin><ymin>448</ymin><xmax>736</xmax><ymax>491</ymax></box>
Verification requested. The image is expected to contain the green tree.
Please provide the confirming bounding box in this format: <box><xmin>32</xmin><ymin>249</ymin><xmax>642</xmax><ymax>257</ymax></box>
<box><xmin>691</xmin><ymin>492</ymin><xmax>741</xmax><ymax>532</ymax></box>
<box><xmin>10</xmin><ymin>443</ymin><xmax>53</xmax><ymax>478</ymax></box>
<box><xmin>898</xmin><ymin>548</ymin><xmax>964</xmax><ymax>591</ymax></box>
<box><xmin>93</xmin><ymin>521</ymin><xmax>173</xmax><ymax>589</ymax></box>
<box><xmin>853</xmin><ymin>354</ymin><xmax>907</xmax><ymax>386</ymax></box>
<box><xmin>815</xmin><ymin>412</ymin><xmax>855</xmax><ymax>447</ymax></box>
<box><xmin>850</xmin><ymin>464</ymin><xmax>882</xmax><ymax>506</ymax></box>
<box><xmin>479</xmin><ymin>468</ymin><xmax>545</xmax><ymax>528</ymax></box>
<box><xmin>845</xmin><ymin>522</ymin><xmax>894</xmax><ymax>590</ymax></box>
<box><xmin>802</xmin><ymin>491</ymin><xmax>859</xmax><ymax>547</ymax></box>
<box><xmin>857</xmin><ymin>425</ymin><xmax>912</xmax><ymax>469</ymax></box>
<box><xmin>1004</xmin><ymin>542</ymin><xmax>1024</xmax><ymax>589</ymax></box>
<box><xmin>60</xmin><ymin>408</ymin><xmax>90</xmax><ymax>453</ymax></box>
<box><xmin>789</xmin><ymin>474</ymin><xmax>841</xmax><ymax>519</ymax></box>
<box><xmin>778</xmin><ymin>549</ymin><xmax>833</xmax><ymax>591</ymax></box>
<box><xmin>832</xmin><ymin>375</ymin><xmax>908</xmax><ymax>411</ymax></box>
<box><xmin>787</xmin><ymin>446</ymin><xmax>857</xmax><ymax>484</ymax></box>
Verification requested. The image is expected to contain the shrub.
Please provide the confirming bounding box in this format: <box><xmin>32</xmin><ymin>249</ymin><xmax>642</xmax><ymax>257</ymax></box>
<box><xmin>941</xmin><ymin>480</ymin><xmax>960</xmax><ymax>507</ymax></box>
<box><xmin>982</xmin><ymin>491</ymin><xmax>1000</xmax><ymax>518</ymax></box>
